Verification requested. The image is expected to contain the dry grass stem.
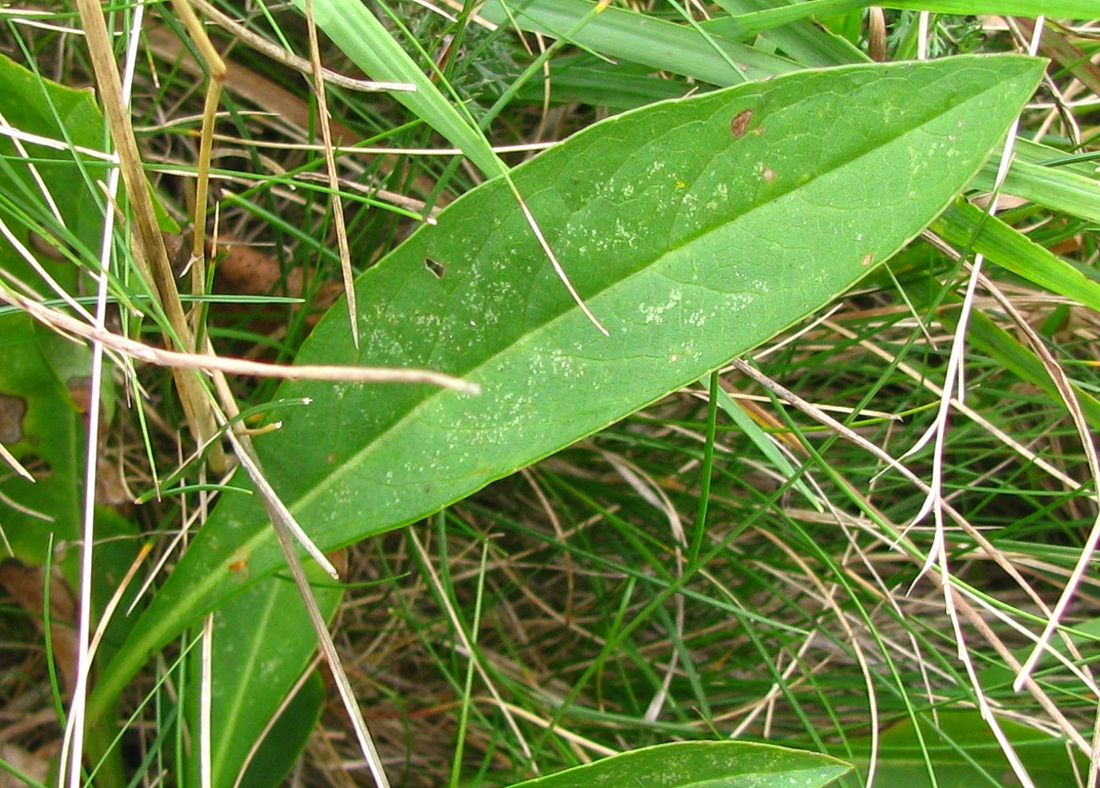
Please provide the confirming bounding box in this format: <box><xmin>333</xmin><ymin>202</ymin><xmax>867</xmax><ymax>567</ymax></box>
<box><xmin>303</xmin><ymin>0</ymin><xmax>359</xmax><ymax>347</ymax></box>
<box><xmin>74</xmin><ymin>0</ymin><xmax>223</xmax><ymax>471</ymax></box>
<box><xmin>2</xmin><ymin>288</ymin><xmax>477</xmax><ymax>391</ymax></box>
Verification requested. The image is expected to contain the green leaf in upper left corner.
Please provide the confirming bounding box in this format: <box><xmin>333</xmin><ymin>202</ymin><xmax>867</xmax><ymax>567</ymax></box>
<box><xmin>0</xmin><ymin>52</ymin><xmax>137</xmax><ymax>657</ymax></box>
<box><xmin>0</xmin><ymin>53</ymin><xmax>111</xmax><ymax>284</ymax></box>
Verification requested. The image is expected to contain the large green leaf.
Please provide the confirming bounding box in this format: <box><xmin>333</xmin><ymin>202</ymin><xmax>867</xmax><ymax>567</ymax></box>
<box><xmin>0</xmin><ymin>52</ymin><xmax>104</xmax><ymax>573</ymax></box>
<box><xmin>511</xmin><ymin>741</ymin><xmax>851</xmax><ymax>787</ymax></box>
<box><xmin>0</xmin><ymin>52</ymin><xmax>139</xmax><ymax>787</ymax></box>
<box><xmin>89</xmin><ymin>54</ymin><xmax>1045</xmax><ymax>722</ymax></box>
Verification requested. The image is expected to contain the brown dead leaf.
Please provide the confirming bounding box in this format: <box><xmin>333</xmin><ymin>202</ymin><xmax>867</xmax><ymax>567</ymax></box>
<box><xmin>0</xmin><ymin>743</ymin><xmax>50</xmax><ymax>787</ymax></box>
<box><xmin>0</xmin><ymin>559</ymin><xmax>78</xmax><ymax>699</ymax></box>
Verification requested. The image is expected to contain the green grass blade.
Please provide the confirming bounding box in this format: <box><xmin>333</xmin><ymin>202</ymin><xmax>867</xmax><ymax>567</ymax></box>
<box><xmin>972</xmin><ymin>155</ymin><xmax>1100</xmax><ymax>226</ymax></box>
<box><xmin>886</xmin><ymin>0</ymin><xmax>1094</xmax><ymax>16</ymax></box>
<box><xmin>292</xmin><ymin>0</ymin><xmax>504</xmax><ymax>177</ymax></box>
<box><xmin>708</xmin><ymin>0</ymin><xmax>870</xmax><ymax>40</ymax></box>
<box><xmin>933</xmin><ymin>199</ymin><xmax>1100</xmax><ymax>314</ymax></box>
<box><xmin>477</xmin><ymin>0</ymin><xmax>800</xmax><ymax>85</ymax></box>
<box><xmin>515</xmin><ymin>55</ymin><xmax>690</xmax><ymax>109</ymax></box>
<box><xmin>714</xmin><ymin>385</ymin><xmax>824</xmax><ymax>512</ymax></box>
<box><xmin>706</xmin><ymin>0</ymin><xmax>870</xmax><ymax>67</ymax></box>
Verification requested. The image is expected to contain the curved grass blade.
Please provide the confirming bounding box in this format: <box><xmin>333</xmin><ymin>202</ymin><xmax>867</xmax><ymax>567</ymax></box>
<box><xmin>477</xmin><ymin>0</ymin><xmax>799</xmax><ymax>85</ymax></box>
<box><xmin>293</xmin><ymin>0</ymin><xmax>502</xmax><ymax>177</ymax></box>
<box><xmin>933</xmin><ymin>199</ymin><xmax>1100</xmax><ymax>314</ymax></box>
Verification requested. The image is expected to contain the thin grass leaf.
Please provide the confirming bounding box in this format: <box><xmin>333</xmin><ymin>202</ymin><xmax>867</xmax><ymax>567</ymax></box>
<box><xmin>713</xmin><ymin>385</ymin><xmax>823</xmax><ymax>512</ymax></box>
<box><xmin>972</xmin><ymin>156</ymin><xmax>1100</xmax><ymax>226</ymax></box>
<box><xmin>515</xmin><ymin>56</ymin><xmax>689</xmax><ymax>109</ymax></box>
<box><xmin>933</xmin><ymin>199</ymin><xmax>1100</xmax><ymax>314</ymax></box>
<box><xmin>706</xmin><ymin>0</ymin><xmax>870</xmax><ymax>67</ymax></box>
<box><xmin>511</xmin><ymin>740</ymin><xmax>852</xmax><ymax>787</ymax></box>
<box><xmin>477</xmin><ymin>0</ymin><xmax>800</xmax><ymax>85</ymax></box>
<box><xmin>887</xmin><ymin>0</ymin><xmax>1095</xmax><ymax>16</ymax></box>
<box><xmin>292</xmin><ymin>0</ymin><xmax>503</xmax><ymax>176</ymax></box>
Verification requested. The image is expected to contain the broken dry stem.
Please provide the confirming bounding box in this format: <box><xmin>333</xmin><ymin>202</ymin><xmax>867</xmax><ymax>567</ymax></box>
<box><xmin>75</xmin><ymin>0</ymin><xmax>224</xmax><ymax>470</ymax></box>
<box><xmin>168</xmin><ymin>0</ymin><xmax>224</xmax><ymax>272</ymax></box>
<box><xmin>2</xmin><ymin>288</ymin><xmax>478</xmax><ymax>391</ymax></box>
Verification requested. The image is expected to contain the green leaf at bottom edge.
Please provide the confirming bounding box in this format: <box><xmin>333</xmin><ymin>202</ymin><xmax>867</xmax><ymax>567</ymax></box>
<box><xmin>511</xmin><ymin>741</ymin><xmax>852</xmax><ymax>787</ymax></box>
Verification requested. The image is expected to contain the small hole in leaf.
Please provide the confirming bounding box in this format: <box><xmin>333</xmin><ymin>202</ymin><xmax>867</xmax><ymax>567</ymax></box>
<box><xmin>425</xmin><ymin>258</ymin><xmax>445</xmax><ymax>279</ymax></box>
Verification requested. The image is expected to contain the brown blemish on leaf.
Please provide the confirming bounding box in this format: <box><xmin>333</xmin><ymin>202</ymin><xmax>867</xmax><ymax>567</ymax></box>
<box><xmin>762</xmin><ymin>168</ymin><xmax>777</xmax><ymax>182</ymax></box>
<box><xmin>861</xmin><ymin>252</ymin><xmax>875</xmax><ymax>267</ymax></box>
<box><xmin>227</xmin><ymin>549</ymin><xmax>250</xmax><ymax>580</ymax></box>
<box><xmin>0</xmin><ymin>394</ymin><xmax>27</xmax><ymax>444</ymax></box>
<box><xmin>730</xmin><ymin>109</ymin><xmax>753</xmax><ymax>139</ymax></box>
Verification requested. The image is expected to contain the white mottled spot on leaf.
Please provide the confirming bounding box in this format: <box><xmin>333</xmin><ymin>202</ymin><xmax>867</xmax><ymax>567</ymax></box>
<box><xmin>639</xmin><ymin>288</ymin><xmax>683</xmax><ymax>324</ymax></box>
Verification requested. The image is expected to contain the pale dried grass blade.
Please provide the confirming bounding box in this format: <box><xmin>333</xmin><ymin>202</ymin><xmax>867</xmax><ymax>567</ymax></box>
<box><xmin>1</xmin><ymin>289</ymin><xmax>478</xmax><ymax>391</ymax></box>
<box><xmin>303</xmin><ymin>0</ymin><xmax>359</xmax><ymax>348</ymax></box>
